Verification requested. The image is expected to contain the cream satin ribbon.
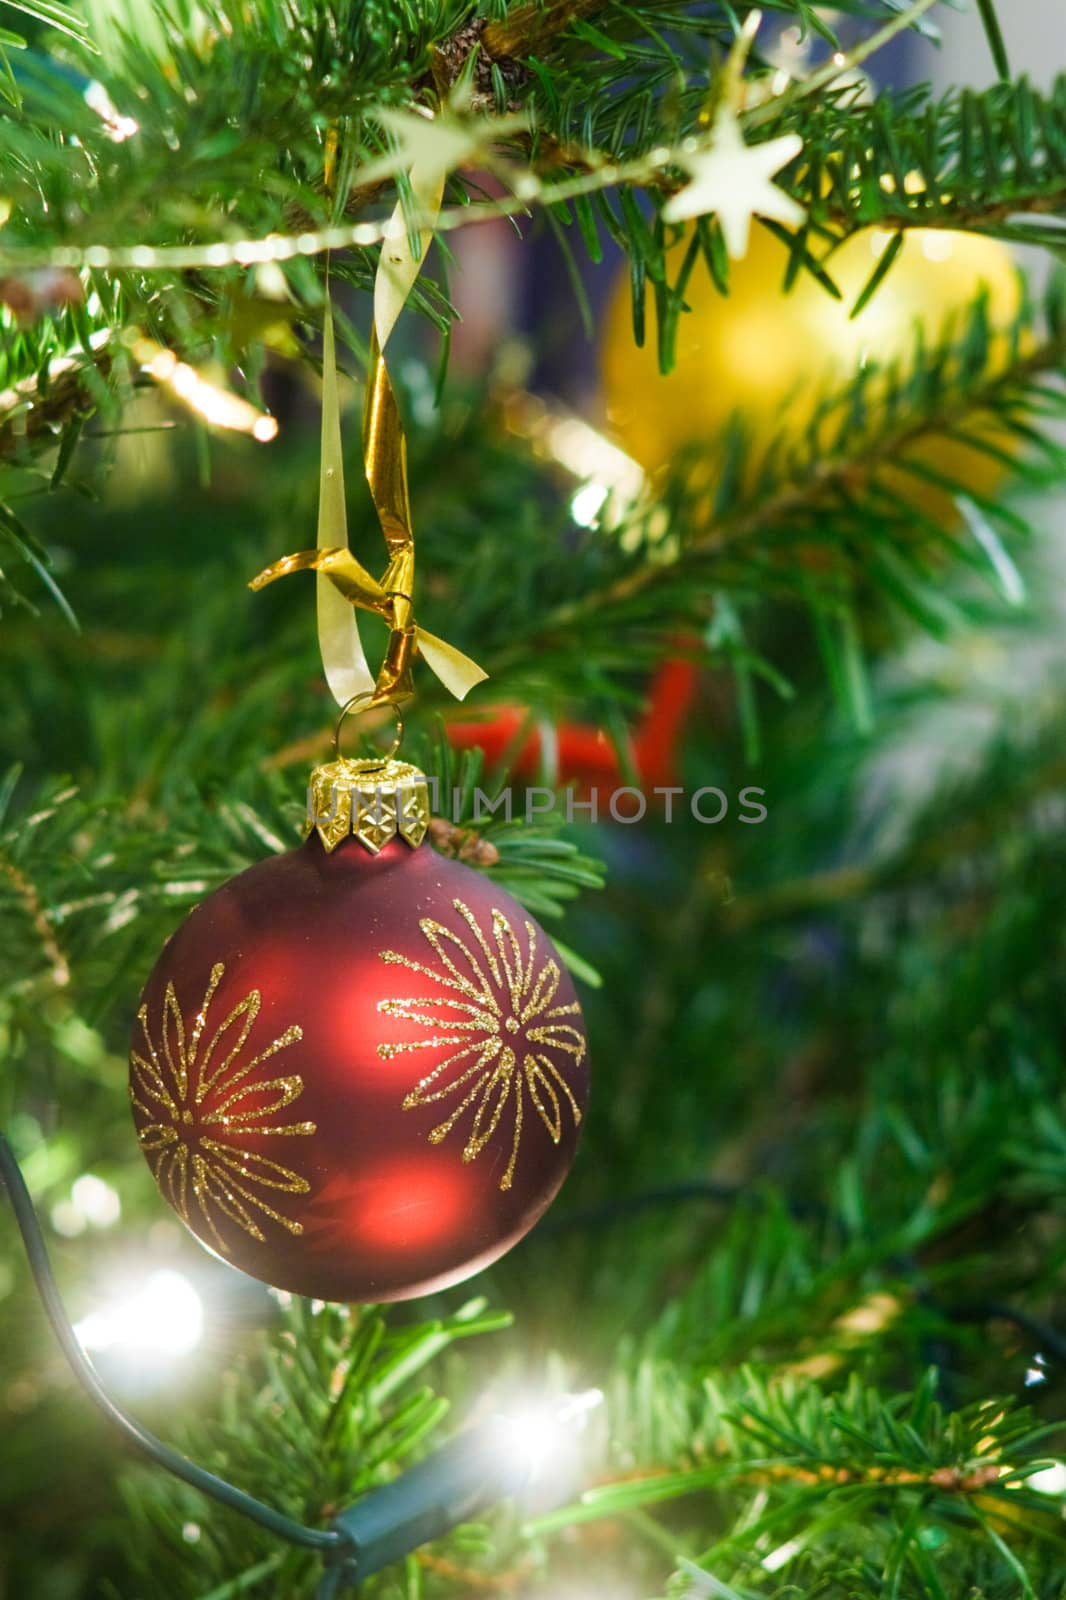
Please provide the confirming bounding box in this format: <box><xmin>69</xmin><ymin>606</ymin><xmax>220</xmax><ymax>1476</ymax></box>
<box><xmin>250</xmin><ymin>161</ymin><xmax>488</xmax><ymax>708</ymax></box>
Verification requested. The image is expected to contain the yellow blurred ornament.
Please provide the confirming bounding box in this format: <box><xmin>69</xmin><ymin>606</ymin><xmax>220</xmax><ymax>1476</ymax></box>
<box><xmin>601</xmin><ymin>225</ymin><xmax>1022</xmax><ymax>526</ymax></box>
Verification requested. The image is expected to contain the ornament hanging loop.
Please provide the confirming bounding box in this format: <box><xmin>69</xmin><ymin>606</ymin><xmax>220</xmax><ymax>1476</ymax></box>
<box><xmin>249</xmin><ymin>156</ymin><xmax>487</xmax><ymax>712</ymax></box>
<box><xmin>332</xmin><ymin>691</ymin><xmax>405</xmax><ymax>764</ymax></box>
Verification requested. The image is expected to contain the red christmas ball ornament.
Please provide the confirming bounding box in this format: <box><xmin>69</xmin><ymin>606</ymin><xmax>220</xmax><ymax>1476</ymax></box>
<box><xmin>128</xmin><ymin>756</ymin><xmax>589</xmax><ymax>1302</ymax></box>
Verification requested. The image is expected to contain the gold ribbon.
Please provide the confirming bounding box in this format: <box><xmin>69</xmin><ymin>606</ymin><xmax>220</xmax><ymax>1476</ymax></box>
<box><xmin>249</xmin><ymin>162</ymin><xmax>487</xmax><ymax>707</ymax></box>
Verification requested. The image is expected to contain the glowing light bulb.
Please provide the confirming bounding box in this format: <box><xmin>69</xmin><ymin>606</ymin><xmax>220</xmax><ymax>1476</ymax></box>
<box><xmin>75</xmin><ymin>1270</ymin><xmax>204</xmax><ymax>1361</ymax></box>
<box><xmin>492</xmin><ymin>1388</ymin><xmax>604</xmax><ymax>1481</ymax></box>
<box><xmin>570</xmin><ymin>482</ymin><xmax>609</xmax><ymax>528</ymax></box>
<box><xmin>127</xmin><ymin>333</ymin><xmax>279</xmax><ymax>441</ymax></box>
<box><xmin>500</xmin><ymin>1406</ymin><xmax>558</xmax><ymax>1473</ymax></box>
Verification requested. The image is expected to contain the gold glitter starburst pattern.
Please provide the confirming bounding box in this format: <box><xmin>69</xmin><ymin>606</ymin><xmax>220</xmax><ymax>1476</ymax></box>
<box><xmin>377</xmin><ymin>900</ymin><xmax>586</xmax><ymax>1191</ymax></box>
<box><xmin>130</xmin><ymin>963</ymin><xmax>315</xmax><ymax>1251</ymax></box>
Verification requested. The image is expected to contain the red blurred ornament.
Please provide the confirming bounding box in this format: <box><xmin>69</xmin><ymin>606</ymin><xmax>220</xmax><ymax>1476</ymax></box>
<box><xmin>128</xmin><ymin>757</ymin><xmax>589</xmax><ymax>1303</ymax></box>
<box><xmin>446</xmin><ymin>656</ymin><xmax>698</xmax><ymax>800</ymax></box>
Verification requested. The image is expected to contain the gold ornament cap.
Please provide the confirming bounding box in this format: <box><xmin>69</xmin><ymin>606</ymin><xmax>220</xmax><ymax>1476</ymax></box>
<box><xmin>305</xmin><ymin>756</ymin><xmax>429</xmax><ymax>855</ymax></box>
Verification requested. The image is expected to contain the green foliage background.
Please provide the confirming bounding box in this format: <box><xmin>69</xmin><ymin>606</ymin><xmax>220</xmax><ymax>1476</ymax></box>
<box><xmin>2</xmin><ymin>1</ymin><xmax>1066</xmax><ymax>1597</ymax></box>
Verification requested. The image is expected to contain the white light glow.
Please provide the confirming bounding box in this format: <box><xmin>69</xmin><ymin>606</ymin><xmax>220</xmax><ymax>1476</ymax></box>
<box><xmin>494</xmin><ymin>1388</ymin><xmax>604</xmax><ymax>1478</ymax></box>
<box><xmin>546</xmin><ymin>417</ymin><xmax>645</xmax><ymax>503</ymax></box>
<box><xmin>1029</xmin><ymin>1462</ymin><xmax>1066</xmax><ymax>1496</ymax></box>
<box><xmin>570</xmin><ymin>482</ymin><xmax>609</xmax><ymax>528</ymax></box>
<box><xmin>127</xmin><ymin>333</ymin><xmax>279</xmax><ymax>442</ymax></box>
<box><xmin>501</xmin><ymin>392</ymin><xmax>646</xmax><ymax>532</ymax></box>
<box><xmin>500</xmin><ymin>1406</ymin><xmax>558</xmax><ymax>1473</ymax></box>
<box><xmin>75</xmin><ymin>1270</ymin><xmax>204</xmax><ymax>1361</ymax></box>
<box><xmin>71</xmin><ymin>1173</ymin><xmax>122</xmax><ymax>1228</ymax></box>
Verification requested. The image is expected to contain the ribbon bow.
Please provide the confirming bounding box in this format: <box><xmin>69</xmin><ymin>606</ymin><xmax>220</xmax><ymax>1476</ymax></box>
<box><xmin>249</xmin><ymin>162</ymin><xmax>487</xmax><ymax>708</ymax></box>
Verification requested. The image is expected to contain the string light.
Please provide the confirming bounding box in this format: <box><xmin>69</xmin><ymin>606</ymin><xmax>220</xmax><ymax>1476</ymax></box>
<box><xmin>499</xmin><ymin>388</ymin><xmax>646</xmax><ymax>533</ymax></box>
<box><xmin>570</xmin><ymin>481</ymin><xmax>610</xmax><ymax>528</ymax></box>
<box><xmin>128</xmin><ymin>334</ymin><xmax>279</xmax><ymax>441</ymax></box>
<box><xmin>0</xmin><ymin>5</ymin><xmax>934</xmax><ymax>283</ymax></box>
<box><xmin>2</xmin><ymin>324</ymin><xmax>276</xmax><ymax>445</ymax></box>
<box><xmin>328</xmin><ymin>1387</ymin><xmax>606</xmax><ymax>1583</ymax></box>
<box><xmin>4</xmin><ymin>1133</ymin><xmax>604</xmax><ymax>1580</ymax></box>
<box><xmin>74</xmin><ymin>1269</ymin><xmax>204</xmax><ymax>1362</ymax></box>
<box><xmin>0</xmin><ymin>122</ymin><xmax>756</xmax><ymax>276</ymax></box>
<box><xmin>491</xmin><ymin>1388</ymin><xmax>604</xmax><ymax>1481</ymax></box>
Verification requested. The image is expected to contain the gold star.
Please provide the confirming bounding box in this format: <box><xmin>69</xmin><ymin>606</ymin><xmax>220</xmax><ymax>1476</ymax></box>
<box><xmin>663</xmin><ymin>106</ymin><xmax>805</xmax><ymax>259</ymax></box>
<box><xmin>358</xmin><ymin>107</ymin><xmax>528</xmax><ymax>194</ymax></box>
<box><xmin>376</xmin><ymin>109</ymin><xmax>487</xmax><ymax>187</ymax></box>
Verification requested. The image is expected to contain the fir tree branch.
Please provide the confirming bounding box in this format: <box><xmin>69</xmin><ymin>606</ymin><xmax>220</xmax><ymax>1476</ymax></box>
<box><xmin>974</xmin><ymin>0</ymin><xmax>1011</xmax><ymax>82</ymax></box>
<box><xmin>0</xmin><ymin>340</ymin><xmax>113</xmax><ymax>462</ymax></box>
<box><xmin>744</xmin><ymin>0</ymin><xmax>941</xmax><ymax>131</ymax></box>
<box><xmin>0</xmin><ymin>849</ymin><xmax>69</xmax><ymax>988</ymax></box>
<box><xmin>5</xmin><ymin>82</ymin><xmax>1064</xmax><ymax>283</ymax></box>
<box><xmin>415</xmin><ymin>1547</ymin><xmax>533</xmax><ymax>1591</ymax></box>
<box><xmin>531</xmin><ymin>1369</ymin><xmax>1063</xmax><ymax>1530</ymax></box>
<box><xmin>481</xmin><ymin>0</ymin><xmax>609</xmax><ymax>59</ymax></box>
<box><xmin>490</xmin><ymin>325</ymin><xmax>1066</xmax><ymax>676</ymax></box>
<box><xmin>4</xmin><ymin>6</ymin><xmax>1063</xmax><ymax>287</ymax></box>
